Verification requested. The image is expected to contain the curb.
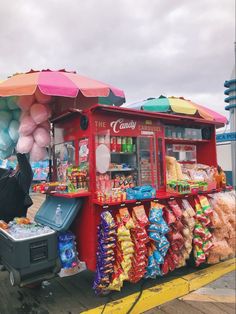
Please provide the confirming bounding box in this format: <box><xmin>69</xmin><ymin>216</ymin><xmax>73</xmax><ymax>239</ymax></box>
<box><xmin>81</xmin><ymin>258</ymin><xmax>236</xmax><ymax>314</ymax></box>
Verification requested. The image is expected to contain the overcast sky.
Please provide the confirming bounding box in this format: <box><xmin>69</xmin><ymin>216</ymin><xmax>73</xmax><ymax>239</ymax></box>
<box><xmin>0</xmin><ymin>0</ymin><xmax>235</xmax><ymax>117</ymax></box>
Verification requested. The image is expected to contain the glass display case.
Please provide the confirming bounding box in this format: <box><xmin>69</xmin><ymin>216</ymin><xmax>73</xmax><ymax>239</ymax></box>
<box><xmin>54</xmin><ymin>141</ymin><xmax>75</xmax><ymax>182</ymax></box>
<box><xmin>95</xmin><ymin>133</ymin><xmax>158</xmax><ymax>202</ymax></box>
<box><xmin>166</xmin><ymin>143</ymin><xmax>197</xmax><ymax>162</ymax></box>
<box><xmin>165</xmin><ymin>125</ymin><xmax>202</xmax><ymax>140</ymax></box>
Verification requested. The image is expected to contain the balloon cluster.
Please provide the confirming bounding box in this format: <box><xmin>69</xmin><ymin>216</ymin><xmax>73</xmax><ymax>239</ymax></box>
<box><xmin>0</xmin><ymin>97</ymin><xmax>21</xmax><ymax>159</ymax></box>
<box><xmin>16</xmin><ymin>89</ymin><xmax>52</xmax><ymax>161</ymax></box>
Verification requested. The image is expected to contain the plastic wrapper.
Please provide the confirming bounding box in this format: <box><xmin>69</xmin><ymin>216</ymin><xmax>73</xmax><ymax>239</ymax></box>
<box><xmin>0</xmin><ymin>129</ymin><xmax>13</xmax><ymax>151</ymax></box>
<box><xmin>8</xmin><ymin>120</ymin><xmax>20</xmax><ymax>143</ymax></box>
<box><xmin>12</xmin><ymin>109</ymin><xmax>21</xmax><ymax>121</ymax></box>
<box><xmin>0</xmin><ymin>97</ymin><xmax>7</xmax><ymax>110</ymax></box>
<box><xmin>149</xmin><ymin>231</ymin><xmax>161</xmax><ymax>242</ymax></box>
<box><xmin>133</xmin><ymin>205</ymin><xmax>149</xmax><ymax>227</ymax></box>
<box><xmin>0</xmin><ymin>220</ymin><xmax>8</xmax><ymax>229</ymax></box>
<box><xmin>33</xmin><ymin>126</ymin><xmax>51</xmax><ymax>148</ymax></box>
<box><xmin>194</xmin><ymin>245</ymin><xmax>206</xmax><ymax>266</ymax></box>
<box><xmin>175</xmin><ymin>162</ymin><xmax>184</xmax><ymax>180</ymax></box>
<box><xmin>7</xmin><ymin>97</ymin><xmax>18</xmax><ymax>110</ymax></box>
<box><xmin>17</xmin><ymin>95</ymin><xmax>35</xmax><ymax>111</ymax></box>
<box><xmin>168</xmin><ymin>200</ymin><xmax>183</xmax><ymax>219</ymax></box>
<box><xmin>101</xmin><ymin>211</ymin><xmax>116</xmax><ymax>230</ymax></box>
<box><xmin>182</xmin><ymin>199</ymin><xmax>196</xmax><ymax>217</ymax></box>
<box><xmin>119</xmin><ymin>207</ymin><xmax>135</xmax><ymax>229</ymax></box>
<box><xmin>30</xmin><ymin>143</ymin><xmax>48</xmax><ymax>161</ymax></box>
<box><xmin>0</xmin><ymin>145</ymin><xmax>14</xmax><ymax>160</ymax></box>
<box><xmin>0</xmin><ymin>110</ymin><xmax>12</xmax><ymax>129</ymax></box>
<box><xmin>164</xmin><ymin>208</ymin><xmax>176</xmax><ymax>225</ymax></box>
<box><xmin>19</xmin><ymin>114</ymin><xmax>37</xmax><ymax>136</ymax></box>
<box><xmin>198</xmin><ymin>196</ymin><xmax>213</xmax><ymax>216</ymax></box>
<box><xmin>30</xmin><ymin>103</ymin><xmax>49</xmax><ymax>124</ymax></box>
<box><xmin>94</xmin><ymin>211</ymin><xmax>116</xmax><ymax>295</ymax></box>
<box><xmin>16</xmin><ymin>135</ymin><xmax>34</xmax><ymax>154</ymax></box>
<box><xmin>166</xmin><ymin>156</ymin><xmax>178</xmax><ymax>181</ymax></box>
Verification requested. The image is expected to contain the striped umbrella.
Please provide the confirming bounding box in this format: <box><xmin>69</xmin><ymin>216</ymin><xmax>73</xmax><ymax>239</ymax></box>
<box><xmin>0</xmin><ymin>69</ymin><xmax>125</xmax><ymax>106</ymax></box>
<box><xmin>123</xmin><ymin>95</ymin><xmax>227</xmax><ymax>124</ymax></box>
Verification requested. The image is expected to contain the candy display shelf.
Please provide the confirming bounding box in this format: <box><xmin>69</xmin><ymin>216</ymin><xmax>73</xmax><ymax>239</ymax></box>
<box><xmin>93</xmin><ymin>187</ymin><xmax>232</xmax><ymax>206</ymax></box>
<box><xmin>164</xmin><ymin>138</ymin><xmax>210</xmax><ymax>144</ymax></box>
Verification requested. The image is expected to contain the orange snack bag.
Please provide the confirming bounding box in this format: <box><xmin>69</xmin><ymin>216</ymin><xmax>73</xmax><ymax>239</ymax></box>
<box><xmin>0</xmin><ymin>220</ymin><xmax>8</xmax><ymax>229</ymax></box>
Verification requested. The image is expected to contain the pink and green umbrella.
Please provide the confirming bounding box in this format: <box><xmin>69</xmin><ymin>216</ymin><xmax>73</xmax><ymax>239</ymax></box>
<box><xmin>123</xmin><ymin>95</ymin><xmax>227</xmax><ymax>124</ymax></box>
<box><xmin>0</xmin><ymin>69</ymin><xmax>125</xmax><ymax>106</ymax></box>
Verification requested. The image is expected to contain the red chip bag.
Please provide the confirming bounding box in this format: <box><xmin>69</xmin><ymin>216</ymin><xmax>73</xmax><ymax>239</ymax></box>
<box><xmin>167</xmin><ymin>255</ymin><xmax>176</xmax><ymax>271</ymax></box>
<box><xmin>168</xmin><ymin>200</ymin><xmax>183</xmax><ymax>218</ymax></box>
<box><xmin>161</xmin><ymin>259</ymin><xmax>169</xmax><ymax>275</ymax></box>
<box><xmin>133</xmin><ymin>206</ymin><xmax>149</xmax><ymax>227</ymax></box>
<box><xmin>164</xmin><ymin>209</ymin><xmax>176</xmax><ymax>224</ymax></box>
<box><xmin>168</xmin><ymin>231</ymin><xmax>184</xmax><ymax>243</ymax></box>
<box><xmin>174</xmin><ymin>219</ymin><xmax>184</xmax><ymax>232</ymax></box>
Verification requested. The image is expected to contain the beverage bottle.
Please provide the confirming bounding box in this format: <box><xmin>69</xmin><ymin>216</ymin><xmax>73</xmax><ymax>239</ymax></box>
<box><xmin>55</xmin><ymin>204</ymin><xmax>63</xmax><ymax>226</ymax></box>
<box><xmin>116</xmin><ymin>137</ymin><xmax>121</xmax><ymax>151</ymax></box>
<box><xmin>122</xmin><ymin>137</ymin><xmax>127</xmax><ymax>152</ymax></box>
<box><xmin>126</xmin><ymin>137</ymin><xmax>133</xmax><ymax>152</ymax></box>
<box><xmin>111</xmin><ymin>137</ymin><xmax>117</xmax><ymax>152</ymax></box>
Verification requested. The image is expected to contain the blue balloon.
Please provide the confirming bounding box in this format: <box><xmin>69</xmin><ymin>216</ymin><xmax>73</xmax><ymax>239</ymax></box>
<box><xmin>0</xmin><ymin>98</ymin><xmax>8</xmax><ymax>110</ymax></box>
<box><xmin>0</xmin><ymin>110</ymin><xmax>12</xmax><ymax>129</ymax></box>
<box><xmin>0</xmin><ymin>145</ymin><xmax>14</xmax><ymax>160</ymax></box>
<box><xmin>0</xmin><ymin>129</ymin><xmax>14</xmax><ymax>151</ymax></box>
<box><xmin>7</xmin><ymin>96</ymin><xmax>18</xmax><ymax>110</ymax></box>
<box><xmin>9</xmin><ymin>120</ymin><xmax>20</xmax><ymax>143</ymax></box>
<box><xmin>12</xmin><ymin>109</ymin><xmax>21</xmax><ymax>121</ymax></box>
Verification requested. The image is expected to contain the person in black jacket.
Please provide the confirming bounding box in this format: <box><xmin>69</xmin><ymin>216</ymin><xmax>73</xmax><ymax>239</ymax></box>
<box><xmin>0</xmin><ymin>153</ymin><xmax>33</xmax><ymax>223</ymax></box>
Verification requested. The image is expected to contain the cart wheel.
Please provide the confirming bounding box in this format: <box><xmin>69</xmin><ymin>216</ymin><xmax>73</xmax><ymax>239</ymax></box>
<box><xmin>9</xmin><ymin>269</ymin><xmax>21</xmax><ymax>286</ymax></box>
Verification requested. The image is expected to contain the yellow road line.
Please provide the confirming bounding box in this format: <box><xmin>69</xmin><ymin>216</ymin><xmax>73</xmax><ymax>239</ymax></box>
<box><xmin>81</xmin><ymin>258</ymin><xmax>236</xmax><ymax>314</ymax></box>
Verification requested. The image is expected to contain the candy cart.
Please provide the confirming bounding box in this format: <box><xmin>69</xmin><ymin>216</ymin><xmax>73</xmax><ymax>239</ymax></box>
<box><xmin>0</xmin><ymin>72</ymin><xmax>235</xmax><ymax>292</ymax></box>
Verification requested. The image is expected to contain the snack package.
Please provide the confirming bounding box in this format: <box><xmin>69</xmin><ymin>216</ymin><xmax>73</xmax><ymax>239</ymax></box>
<box><xmin>198</xmin><ymin>195</ymin><xmax>213</xmax><ymax>216</ymax></box>
<box><xmin>194</xmin><ymin>245</ymin><xmax>206</xmax><ymax>266</ymax></box>
<box><xmin>168</xmin><ymin>200</ymin><xmax>183</xmax><ymax>219</ymax></box>
<box><xmin>93</xmin><ymin>211</ymin><xmax>117</xmax><ymax>295</ymax></box>
<box><xmin>0</xmin><ymin>220</ymin><xmax>8</xmax><ymax>229</ymax></box>
<box><xmin>182</xmin><ymin>199</ymin><xmax>196</xmax><ymax>217</ymax></box>
<box><xmin>133</xmin><ymin>206</ymin><xmax>149</xmax><ymax>227</ymax></box>
<box><xmin>119</xmin><ymin>207</ymin><xmax>135</xmax><ymax>229</ymax></box>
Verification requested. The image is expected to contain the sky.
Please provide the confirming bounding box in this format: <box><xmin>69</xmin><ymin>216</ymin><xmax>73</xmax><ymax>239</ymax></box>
<box><xmin>0</xmin><ymin>0</ymin><xmax>235</xmax><ymax>118</ymax></box>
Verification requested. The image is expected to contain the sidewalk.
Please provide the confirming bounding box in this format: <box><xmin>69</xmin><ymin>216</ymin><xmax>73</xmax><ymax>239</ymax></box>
<box><xmin>145</xmin><ymin>271</ymin><xmax>235</xmax><ymax>314</ymax></box>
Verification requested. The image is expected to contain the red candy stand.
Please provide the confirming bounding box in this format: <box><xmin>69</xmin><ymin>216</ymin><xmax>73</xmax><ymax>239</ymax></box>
<box><xmin>50</xmin><ymin>102</ymin><xmax>229</xmax><ymax>271</ymax></box>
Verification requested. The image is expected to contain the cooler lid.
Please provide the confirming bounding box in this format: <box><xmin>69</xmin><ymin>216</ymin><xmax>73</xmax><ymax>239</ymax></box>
<box><xmin>35</xmin><ymin>195</ymin><xmax>83</xmax><ymax>231</ymax></box>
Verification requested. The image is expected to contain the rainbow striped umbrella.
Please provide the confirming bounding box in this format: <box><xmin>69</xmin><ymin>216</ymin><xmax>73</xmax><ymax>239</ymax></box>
<box><xmin>0</xmin><ymin>69</ymin><xmax>125</xmax><ymax>106</ymax></box>
<box><xmin>123</xmin><ymin>95</ymin><xmax>227</xmax><ymax>124</ymax></box>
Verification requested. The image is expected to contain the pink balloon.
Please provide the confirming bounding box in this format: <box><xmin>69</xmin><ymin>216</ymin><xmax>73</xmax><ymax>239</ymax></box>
<box><xmin>39</xmin><ymin>120</ymin><xmax>51</xmax><ymax>130</ymax></box>
<box><xmin>44</xmin><ymin>103</ymin><xmax>52</xmax><ymax>118</ymax></box>
<box><xmin>17</xmin><ymin>95</ymin><xmax>35</xmax><ymax>111</ymax></box>
<box><xmin>33</xmin><ymin>127</ymin><xmax>51</xmax><ymax>148</ymax></box>
<box><xmin>19</xmin><ymin>115</ymin><xmax>37</xmax><ymax>136</ymax></box>
<box><xmin>30</xmin><ymin>143</ymin><xmax>47</xmax><ymax>161</ymax></box>
<box><xmin>35</xmin><ymin>89</ymin><xmax>52</xmax><ymax>104</ymax></box>
<box><xmin>19</xmin><ymin>111</ymin><xmax>29</xmax><ymax>122</ymax></box>
<box><xmin>16</xmin><ymin>135</ymin><xmax>34</xmax><ymax>153</ymax></box>
<box><xmin>30</xmin><ymin>103</ymin><xmax>49</xmax><ymax>124</ymax></box>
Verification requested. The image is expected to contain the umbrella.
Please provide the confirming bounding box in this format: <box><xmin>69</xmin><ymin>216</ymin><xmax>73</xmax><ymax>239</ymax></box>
<box><xmin>0</xmin><ymin>69</ymin><xmax>125</xmax><ymax>106</ymax></box>
<box><xmin>122</xmin><ymin>95</ymin><xmax>227</xmax><ymax>124</ymax></box>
